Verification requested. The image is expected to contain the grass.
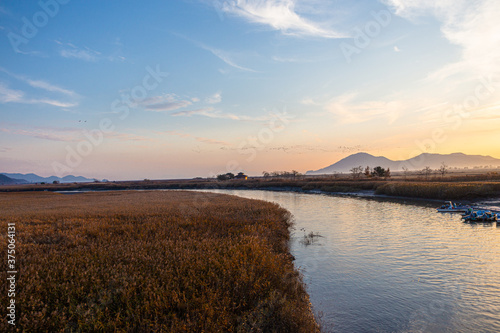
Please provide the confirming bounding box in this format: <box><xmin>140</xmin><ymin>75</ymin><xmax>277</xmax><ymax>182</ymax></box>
<box><xmin>0</xmin><ymin>191</ymin><xmax>319</xmax><ymax>332</ymax></box>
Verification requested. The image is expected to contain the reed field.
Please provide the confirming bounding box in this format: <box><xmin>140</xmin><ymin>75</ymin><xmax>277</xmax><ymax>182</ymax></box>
<box><xmin>375</xmin><ymin>181</ymin><xmax>500</xmax><ymax>200</ymax></box>
<box><xmin>0</xmin><ymin>191</ymin><xmax>319</xmax><ymax>332</ymax></box>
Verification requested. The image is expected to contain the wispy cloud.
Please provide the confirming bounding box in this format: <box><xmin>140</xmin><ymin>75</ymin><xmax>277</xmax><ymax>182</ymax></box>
<box><xmin>105</xmin><ymin>132</ymin><xmax>156</xmax><ymax>142</ymax></box>
<box><xmin>0</xmin><ymin>83</ymin><xmax>24</xmax><ymax>103</ymax></box>
<box><xmin>272</xmin><ymin>55</ymin><xmax>311</xmax><ymax>63</ymax></box>
<box><xmin>202</xmin><ymin>44</ymin><xmax>257</xmax><ymax>72</ymax></box>
<box><xmin>56</xmin><ymin>41</ymin><xmax>100</xmax><ymax>62</ymax></box>
<box><xmin>171</xmin><ymin>107</ymin><xmax>272</xmax><ymax>121</ymax></box>
<box><xmin>164</xmin><ymin>130</ymin><xmax>231</xmax><ymax>146</ymax></box>
<box><xmin>0</xmin><ymin>125</ymin><xmax>155</xmax><ymax>143</ymax></box>
<box><xmin>0</xmin><ymin>67</ymin><xmax>78</xmax><ymax>97</ymax></box>
<box><xmin>60</xmin><ymin>48</ymin><xmax>99</xmax><ymax>62</ymax></box>
<box><xmin>26</xmin><ymin>78</ymin><xmax>77</xmax><ymax>96</ymax></box>
<box><xmin>139</xmin><ymin>94</ymin><xmax>193</xmax><ymax>112</ymax></box>
<box><xmin>221</xmin><ymin>0</ymin><xmax>346</xmax><ymax>38</ymax></box>
<box><xmin>174</xmin><ymin>32</ymin><xmax>257</xmax><ymax>72</ymax></box>
<box><xmin>326</xmin><ymin>92</ymin><xmax>401</xmax><ymax>124</ymax></box>
<box><xmin>0</xmin><ymin>67</ymin><xmax>79</xmax><ymax>108</ymax></box>
<box><xmin>0</xmin><ymin>146</ymin><xmax>12</xmax><ymax>153</ymax></box>
<box><xmin>0</xmin><ymin>127</ymin><xmax>81</xmax><ymax>142</ymax></box>
<box><xmin>0</xmin><ymin>83</ymin><xmax>78</xmax><ymax>107</ymax></box>
<box><xmin>55</xmin><ymin>40</ymin><xmax>126</xmax><ymax>62</ymax></box>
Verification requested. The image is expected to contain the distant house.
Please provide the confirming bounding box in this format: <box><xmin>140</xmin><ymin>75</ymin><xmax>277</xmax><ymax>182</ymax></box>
<box><xmin>235</xmin><ymin>172</ymin><xmax>248</xmax><ymax>180</ymax></box>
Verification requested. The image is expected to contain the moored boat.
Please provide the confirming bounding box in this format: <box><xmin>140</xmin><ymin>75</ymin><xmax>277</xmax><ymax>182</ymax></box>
<box><xmin>462</xmin><ymin>209</ymin><xmax>498</xmax><ymax>222</ymax></box>
<box><xmin>437</xmin><ymin>201</ymin><xmax>471</xmax><ymax>213</ymax></box>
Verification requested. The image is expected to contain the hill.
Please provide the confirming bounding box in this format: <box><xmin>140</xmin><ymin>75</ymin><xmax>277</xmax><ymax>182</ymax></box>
<box><xmin>306</xmin><ymin>152</ymin><xmax>500</xmax><ymax>175</ymax></box>
<box><xmin>0</xmin><ymin>173</ymin><xmax>94</xmax><ymax>183</ymax></box>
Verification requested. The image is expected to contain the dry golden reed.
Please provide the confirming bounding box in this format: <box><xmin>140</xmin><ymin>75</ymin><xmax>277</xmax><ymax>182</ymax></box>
<box><xmin>0</xmin><ymin>191</ymin><xmax>319</xmax><ymax>332</ymax></box>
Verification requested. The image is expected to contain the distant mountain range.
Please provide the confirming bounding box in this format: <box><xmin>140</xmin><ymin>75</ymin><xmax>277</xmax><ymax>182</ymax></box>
<box><xmin>0</xmin><ymin>174</ymin><xmax>28</xmax><ymax>185</ymax></box>
<box><xmin>306</xmin><ymin>152</ymin><xmax>500</xmax><ymax>175</ymax></box>
<box><xmin>0</xmin><ymin>173</ymin><xmax>94</xmax><ymax>184</ymax></box>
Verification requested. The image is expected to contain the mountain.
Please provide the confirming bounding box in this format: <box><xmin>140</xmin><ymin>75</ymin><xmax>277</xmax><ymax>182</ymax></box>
<box><xmin>0</xmin><ymin>174</ymin><xmax>28</xmax><ymax>185</ymax></box>
<box><xmin>0</xmin><ymin>173</ymin><xmax>94</xmax><ymax>183</ymax></box>
<box><xmin>306</xmin><ymin>152</ymin><xmax>500</xmax><ymax>175</ymax></box>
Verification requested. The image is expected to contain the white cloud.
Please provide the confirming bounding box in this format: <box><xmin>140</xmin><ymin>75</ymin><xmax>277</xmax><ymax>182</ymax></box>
<box><xmin>0</xmin><ymin>83</ymin><xmax>78</xmax><ymax>107</ymax></box>
<box><xmin>0</xmin><ymin>68</ymin><xmax>79</xmax><ymax>108</ymax></box>
<box><xmin>206</xmin><ymin>92</ymin><xmax>222</xmax><ymax>104</ymax></box>
<box><xmin>385</xmin><ymin>0</ymin><xmax>500</xmax><ymax>80</ymax></box>
<box><xmin>56</xmin><ymin>40</ymin><xmax>125</xmax><ymax>62</ymax></box>
<box><xmin>394</xmin><ymin>46</ymin><xmax>401</xmax><ymax>52</ymax></box>
<box><xmin>222</xmin><ymin>0</ymin><xmax>346</xmax><ymax>38</ymax></box>
<box><xmin>60</xmin><ymin>48</ymin><xmax>99</xmax><ymax>62</ymax></box>
<box><xmin>56</xmin><ymin>41</ymin><xmax>101</xmax><ymax>62</ymax></box>
<box><xmin>0</xmin><ymin>83</ymin><xmax>24</xmax><ymax>103</ymax></box>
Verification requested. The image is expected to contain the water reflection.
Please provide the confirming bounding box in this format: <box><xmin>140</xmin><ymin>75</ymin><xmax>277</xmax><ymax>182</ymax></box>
<box><xmin>199</xmin><ymin>190</ymin><xmax>500</xmax><ymax>333</ymax></box>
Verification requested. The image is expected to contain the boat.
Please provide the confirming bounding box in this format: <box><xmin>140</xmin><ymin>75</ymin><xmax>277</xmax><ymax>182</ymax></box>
<box><xmin>462</xmin><ymin>209</ymin><xmax>498</xmax><ymax>222</ymax></box>
<box><xmin>437</xmin><ymin>201</ymin><xmax>471</xmax><ymax>213</ymax></box>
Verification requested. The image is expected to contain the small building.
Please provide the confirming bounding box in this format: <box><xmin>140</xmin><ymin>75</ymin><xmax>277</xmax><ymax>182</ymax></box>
<box><xmin>235</xmin><ymin>172</ymin><xmax>248</xmax><ymax>180</ymax></box>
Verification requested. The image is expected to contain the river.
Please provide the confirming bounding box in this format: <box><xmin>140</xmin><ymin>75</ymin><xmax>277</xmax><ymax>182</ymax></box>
<box><xmin>197</xmin><ymin>189</ymin><xmax>500</xmax><ymax>333</ymax></box>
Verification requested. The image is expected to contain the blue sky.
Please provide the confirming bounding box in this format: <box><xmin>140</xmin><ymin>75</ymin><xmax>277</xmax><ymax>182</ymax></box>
<box><xmin>1</xmin><ymin>0</ymin><xmax>499</xmax><ymax>180</ymax></box>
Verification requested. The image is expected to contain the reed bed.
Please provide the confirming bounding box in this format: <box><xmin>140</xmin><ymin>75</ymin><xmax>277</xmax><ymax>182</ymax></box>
<box><xmin>375</xmin><ymin>182</ymin><xmax>500</xmax><ymax>200</ymax></box>
<box><xmin>0</xmin><ymin>191</ymin><xmax>319</xmax><ymax>332</ymax></box>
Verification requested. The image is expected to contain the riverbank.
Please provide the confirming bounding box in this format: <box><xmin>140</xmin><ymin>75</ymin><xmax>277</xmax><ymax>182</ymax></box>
<box><xmin>2</xmin><ymin>178</ymin><xmax>500</xmax><ymax>201</ymax></box>
<box><xmin>0</xmin><ymin>191</ymin><xmax>319</xmax><ymax>332</ymax></box>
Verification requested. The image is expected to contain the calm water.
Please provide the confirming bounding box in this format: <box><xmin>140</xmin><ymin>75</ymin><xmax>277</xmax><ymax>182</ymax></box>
<box><xmin>199</xmin><ymin>190</ymin><xmax>500</xmax><ymax>333</ymax></box>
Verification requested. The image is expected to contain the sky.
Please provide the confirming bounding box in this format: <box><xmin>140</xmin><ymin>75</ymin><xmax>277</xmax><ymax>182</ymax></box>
<box><xmin>1</xmin><ymin>0</ymin><xmax>499</xmax><ymax>180</ymax></box>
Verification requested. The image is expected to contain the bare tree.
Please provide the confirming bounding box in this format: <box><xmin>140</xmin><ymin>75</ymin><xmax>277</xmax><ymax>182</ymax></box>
<box><xmin>402</xmin><ymin>166</ymin><xmax>409</xmax><ymax>181</ymax></box>
<box><xmin>350</xmin><ymin>165</ymin><xmax>363</xmax><ymax>179</ymax></box>
<box><xmin>438</xmin><ymin>162</ymin><xmax>448</xmax><ymax>177</ymax></box>
<box><xmin>422</xmin><ymin>166</ymin><xmax>432</xmax><ymax>180</ymax></box>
